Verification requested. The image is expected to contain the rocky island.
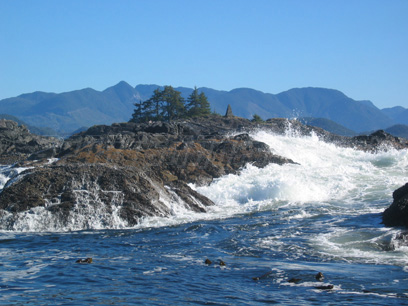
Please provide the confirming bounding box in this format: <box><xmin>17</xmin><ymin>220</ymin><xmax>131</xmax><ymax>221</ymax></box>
<box><xmin>0</xmin><ymin>116</ymin><xmax>407</xmax><ymax>231</ymax></box>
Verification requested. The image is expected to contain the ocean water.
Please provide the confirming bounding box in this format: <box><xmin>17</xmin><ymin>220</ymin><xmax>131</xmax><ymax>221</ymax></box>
<box><xmin>1</xmin><ymin>129</ymin><xmax>408</xmax><ymax>305</ymax></box>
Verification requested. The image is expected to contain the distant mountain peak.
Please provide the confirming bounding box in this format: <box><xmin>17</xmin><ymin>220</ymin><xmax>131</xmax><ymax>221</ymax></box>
<box><xmin>104</xmin><ymin>80</ymin><xmax>134</xmax><ymax>92</ymax></box>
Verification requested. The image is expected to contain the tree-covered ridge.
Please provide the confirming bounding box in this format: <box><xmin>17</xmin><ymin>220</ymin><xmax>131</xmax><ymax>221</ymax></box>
<box><xmin>130</xmin><ymin>86</ymin><xmax>211</xmax><ymax>123</ymax></box>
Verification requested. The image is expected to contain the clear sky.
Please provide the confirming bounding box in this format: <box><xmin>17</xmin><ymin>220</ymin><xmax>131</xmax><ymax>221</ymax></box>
<box><xmin>1</xmin><ymin>0</ymin><xmax>407</xmax><ymax>108</ymax></box>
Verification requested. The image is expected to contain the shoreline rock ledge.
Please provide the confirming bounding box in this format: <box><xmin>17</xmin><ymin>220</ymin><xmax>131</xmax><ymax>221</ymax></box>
<box><xmin>383</xmin><ymin>183</ymin><xmax>408</xmax><ymax>228</ymax></box>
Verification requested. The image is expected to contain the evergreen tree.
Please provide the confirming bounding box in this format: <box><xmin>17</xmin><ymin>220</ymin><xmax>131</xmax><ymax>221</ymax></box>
<box><xmin>251</xmin><ymin>114</ymin><xmax>264</xmax><ymax>123</ymax></box>
<box><xmin>160</xmin><ymin>86</ymin><xmax>185</xmax><ymax>122</ymax></box>
<box><xmin>143</xmin><ymin>88</ymin><xmax>163</xmax><ymax>121</ymax></box>
<box><xmin>186</xmin><ymin>86</ymin><xmax>201</xmax><ymax>117</ymax></box>
<box><xmin>186</xmin><ymin>87</ymin><xmax>211</xmax><ymax>117</ymax></box>
<box><xmin>130</xmin><ymin>100</ymin><xmax>144</xmax><ymax>122</ymax></box>
<box><xmin>198</xmin><ymin>92</ymin><xmax>211</xmax><ymax>116</ymax></box>
<box><xmin>130</xmin><ymin>85</ymin><xmax>210</xmax><ymax>123</ymax></box>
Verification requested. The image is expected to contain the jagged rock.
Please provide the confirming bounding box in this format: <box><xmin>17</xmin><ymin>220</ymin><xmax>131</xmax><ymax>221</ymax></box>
<box><xmin>350</xmin><ymin>130</ymin><xmax>408</xmax><ymax>151</ymax></box>
<box><xmin>225</xmin><ymin>104</ymin><xmax>234</xmax><ymax>117</ymax></box>
<box><xmin>0</xmin><ymin>119</ymin><xmax>61</xmax><ymax>164</ymax></box>
<box><xmin>0</xmin><ymin>163</ymin><xmax>215</xmax><ymax>228</ymax></box>
<box><xmin>383</xmin><ymin>183</ymin><xmax>408</xmax><ymax>228</ymax></box>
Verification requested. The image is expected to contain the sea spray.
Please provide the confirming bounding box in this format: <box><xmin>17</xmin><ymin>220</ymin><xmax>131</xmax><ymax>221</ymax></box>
<box><xmin>1</xmin><ymin>130</ymin><xmax>407</xmax><ymax>233</ymax></box>
<box><xmin>195</xmin><ymin>130</ymin><xmax>407</xmax><ymax>211</ymax></box>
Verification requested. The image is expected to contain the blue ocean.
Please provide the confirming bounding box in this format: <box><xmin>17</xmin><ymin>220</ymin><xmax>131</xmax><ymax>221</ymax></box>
<box><xmin>1</xmin><ymin>130</ymin><xmax>408</xmax><ymax>305</ymax></box>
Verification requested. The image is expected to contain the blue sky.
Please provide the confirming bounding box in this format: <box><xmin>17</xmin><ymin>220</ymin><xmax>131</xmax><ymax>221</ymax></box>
<box><xmin>1</xmin><ymin>0</ymin><xmax>407</xmax><ymax>108</ymax></box>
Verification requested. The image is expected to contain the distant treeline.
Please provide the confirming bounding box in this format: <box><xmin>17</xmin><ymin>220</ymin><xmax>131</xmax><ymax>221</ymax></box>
<box><xmin>130</xmin><ymin>86</ymin><xmax>211</xmax><ymax>123</ymax></box>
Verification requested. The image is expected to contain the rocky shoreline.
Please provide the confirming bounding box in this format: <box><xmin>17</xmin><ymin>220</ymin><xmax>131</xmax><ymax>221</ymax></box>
<box><xmin>0</xmin><ymin>117</ymin><xmax>407</xmax><ymax>230</ymax></box>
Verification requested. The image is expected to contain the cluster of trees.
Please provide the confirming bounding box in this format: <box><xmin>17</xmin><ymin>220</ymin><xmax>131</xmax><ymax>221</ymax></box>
<box><xmin>130</xmin><ymin>86</ymin><xmax>211</xmax><ymax>123</ymax></box>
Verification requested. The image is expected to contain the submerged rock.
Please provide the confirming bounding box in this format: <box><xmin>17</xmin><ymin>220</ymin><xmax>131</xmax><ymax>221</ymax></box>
<box><xmin>387</xmin><ymin>231</ymin><xmax>408</xmax><ymax>250</ymax></box>
<box><xmin>288</xmin><ymin>278</ymin><xmax>302</xmax><ymax>284</ymax></box>
<box><xmin>315</xmin><ymin>285</ymin><xmax>334</xmax><ymax>290</ymax></box>
<box><xmin>382</xmin><ymin>183</ymin><xmax>408</xmax><ymax>228</ymax></box>
<box><xmin>252</xmin><ymin>271</ymin><xmax>274</xmax><ymax>281</ymax></box>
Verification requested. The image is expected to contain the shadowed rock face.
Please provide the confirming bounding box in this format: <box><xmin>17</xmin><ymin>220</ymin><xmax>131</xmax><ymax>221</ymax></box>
<box><xmin>0</xmin><ymin>163</ymin><xmax>212</xmax><ymax>227</ymax></box>
<box><xmin>383</xmin><ymin>183</ymin><xmax>408</xmax><ymax>228</ymax></box>
<box><xmin>0</xmin><ymin>119</ymin><xmax>61</xmax><ymax>164</ymax></box>
<box><xmin>1</xmin><ymin>116</ymin><xmax>407</xmax><ymax>230</ymax></box>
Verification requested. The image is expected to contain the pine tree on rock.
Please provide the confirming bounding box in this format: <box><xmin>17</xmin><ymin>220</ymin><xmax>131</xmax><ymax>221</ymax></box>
<box><xmin>186</xmin><ymin>87</ymin><xmax>211</xmax><ymax>117</ymax></box>
<box><xmin>186</xmin><ymin>86</ymin><xmax>201</xmax><ymax>117</ymax></box>
<box><xmin>130</xmin><ymin>85</ymin><xmax>211</xmax><ymax>123</ymax></box>
<box><xmin>251</xmin><ymin>114</ymin><xmax>264</xmax><ymax>123</ymax></box>
<box><xmin>131</xmin><ymin>100</ymin><xmax>144</xmax><ymax>123</ymax></box>
<box><xmin>161</xmin><ymin>86</ymin><xmax>185</xmax><ymax>122</ymax></box>
<box><xmin>198</xmin><ymin>92</ymin><xmax>211</xmax><ymax>116</ymax></box>
<box><xmin>145</xmin><ymin>88</ymin><xmax>163</xmax><ymax>121</ymax></box>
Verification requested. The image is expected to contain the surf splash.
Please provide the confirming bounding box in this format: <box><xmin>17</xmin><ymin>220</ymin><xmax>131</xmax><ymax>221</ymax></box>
<box><xmin>195</xmin><ymin>130</ymin><xmax>407</xmax><ymax>213</ymax></box>
<box><xmin>0</xmin><ymin>129</ymin><xmax>407</xmax><ymax>233</ymax></box>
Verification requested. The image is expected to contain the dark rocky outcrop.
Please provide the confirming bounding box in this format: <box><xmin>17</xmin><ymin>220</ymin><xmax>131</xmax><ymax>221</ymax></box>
<box><xmin>0</xmin><ymin>117</ymin><xmax>294</xmax><ymax>230</ymax></box>
<box><xmin>350</xmin><ymin>130</ymin><xmax>408</xmax><ymax>151</ymax></box>
<box><xmin>0</xmin><ymin>163</ymin><xmax>214</xmax><ymax>228</ymax></box>
<box><xmin>383</xmin><ymin>183</ymin><xmax>408</xmax><ymax>228</ymax></box>
<box><xmin>0</xmin><ymin>119</ymin><xmax>61</xmax><ymax>164</ymax></box>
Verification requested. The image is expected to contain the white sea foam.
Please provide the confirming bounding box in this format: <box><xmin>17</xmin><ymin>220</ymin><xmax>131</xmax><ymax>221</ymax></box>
<box><xmin>0</xmin><ymin>165</ymin><xmax>31</xmax><ymax>192</ymax></box>
<box><xmin>194</xmin><ymin>130</ymin><xmax>407</xmax><ymax>213</ymax></box>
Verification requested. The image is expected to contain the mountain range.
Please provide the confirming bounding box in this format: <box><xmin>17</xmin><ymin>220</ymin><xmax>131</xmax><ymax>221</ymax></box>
<box><xmin>0</xmin><ymin>81</ymin><xmax>407</xmax><ymax>137</ymax></box>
